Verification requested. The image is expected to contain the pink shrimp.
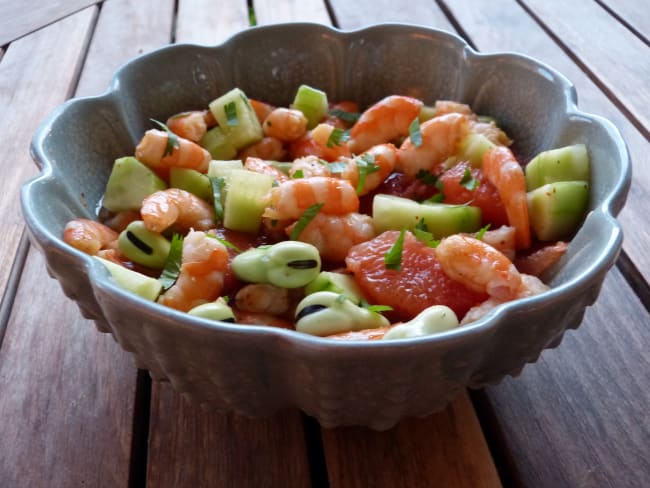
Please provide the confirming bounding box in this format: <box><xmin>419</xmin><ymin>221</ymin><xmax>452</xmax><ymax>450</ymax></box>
<box><xmin>263</xmin><ymin>176</ymin><xmax>359</xmax><ymax>220</ymax></box>
<box><xmin>63</xmin><ymin>218</ymin><xmax>119</xmax><ymax>255</ymax></box>
<box><xmin>238</xmin><ymin>136</ymin><xmax>288</xmax><ymax>161</ymax></box>
<box><xmin>249</xmin><ymin>99</ymin><xmax>275</xmax><ymax>124</ymax></box>
<box><xmin>348</xmin><ymin>95</ymin><xmax>423</xmax><ymax>153</ymax></box>
<box><xmin>433</xmin><ymin>100</ymin><xmax>477</xmax><ymax>118</ymax></box>
<box><xmin>514</xmin><ymin>241</ymin><xmax>568</xmax><ymax>277</ymax></box>
<box><xmin>135</xmin><ymin>129</ymin><xmax>211</xmax><ymax>176</ymax></box>
<box><xmin>158</xmin><ymin>230</ymin><xmax>229</xmax><ymax>312</ymax></box>
<box><xmin>285</xmin><ymin>212</ymin><xmax>375</xmax><ymax>262</ymax></box>
<box><xmin>473</xmin><ymin>225</ymin><xmax>516</xmax><ymax>261</ymax></box>
<box><xmin>244</xmin><ymin>157</ymin><xmax>289</xmax><ymax>183</ymax></box>
<box><xmin>336</xmin><ymin>143</ymin><xmax>397</xmax><ymax>196</ymax></box>
<box><xmin>166</xmin><ymin>110</ymin><xmax>209</xmax><ymax>142</ymax></box>
<box><xmin>262</xmin><ymin>107</ymin><xmax>308</xmax><ymax>142</ymax></box>
<box><xmin>482</xmin><ymin>146</ymin><xmax>531</xmax><ymax>249</ymax></box>
<box><xmin>140</xmin><ymin>188</ymin><xmax>214</xmax><ymax>233</ymax></box>
<box><xmin>288</xmin><ymin>123</ymin><xmax>352</xmax><ymax>162</ymax></box>
<box><xmin>397</xmin><ymin>113</ymin><xmax>470</xmax><ymax>176</ymax></box>
<box><xmin>289</xmin><ymin>155</ymin><xmax>332</xmax><ymax>178</ymax></box>
<box><xmin>435</xmin><ymin>234</ymin><xmax>522</xmax><ymax>300</ymax></box>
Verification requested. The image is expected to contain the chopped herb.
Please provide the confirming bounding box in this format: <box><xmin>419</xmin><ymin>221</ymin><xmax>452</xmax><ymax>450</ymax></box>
<box><xmin>423</xmin><ymin>193</ymin><xmax>445</xmax><ymax>204</ymax></box>
<box><xmin>415</xmin><ymin>219</ymin><xmax>428</xmax><ymax>232</ymax></box>
<box><xmin>435</xmin><ymin>179</ymin><xmax>445</xmax><ymax>191</ymax></box>
<box><xmin>209</xmin><ymin>176</ymin><xmax>226</xmax><ymax>221</ymax></box>
<box><xmin>159</xmin><ymin>234</ymin><xmax>184</xmax><ymax>290</ymax></box>
<box><xmin>150</xmin><ymin>119</ymin><xmax>179</xmax><ymax>157</ymax></box>
<box><xmin>413</xmin><ymin>220</ymin><xmax>439</xmax><ymax>247</ymax></box>
<box><xmin>248</xmin><ymin>6</ymin><xmax>257</xmax><ymax>25</ymax></box>
<box><xmin>327</xmin><ymin>161</ymin><xmax>348</xmax><ymax>174</ymax></box>
<box><xmin>460</xmin><ymin>168</ymin><xmax>479</xmax><ymax>191</ymax></box>
<box><xmin>290</xmin><ymin>203</ymin><xmax>324</xmax><ymax>240</ymax></box>
<box><xmin>409</xmin><ymin>117</ymin><xmax>422</xmax><ymax>147</ymax></box>
<box><xmin>415</xmin><ymin>169</ymin><xmax>437</xmax><ymax>185</ymax></box>
<box><xmin>207</xmin><ymin>234</ymin><xmax>242</xmax><ymax>253</ymax></box>
<box><xmin>329</xmin><ymin>109</ymin><xmax>360</xmax><ymax>124</ymax></box>
<box><xmin>363</xmin><ymin>303</ymin><xmax>394</xmax><ymax>314</ymax></box>
<box><xmin>224</xmin><ymin>101</ymin><xmax>238</xmax><ymax>126</ymax></box>
<box><xmin>355</xmin><ymin>153</ymin><xmax>380</xmax><ymax>194</ymax></box>
<box><xmin>384</xmin><ymin>228</ymin><xmax>406</xmax><ymax>271</ymax></box>
<box><xmin>475</xmin><ymin>223</ymin><xmax>491</xmax><ymax>241</ymax></box>
<box><xmin>326</xmin><ymin>127</ymin><xmax>350</xmax><ymax>148</ymax></box>
<box><xmin>292</xmin><ymin>169</ymin><xmax>304</xmax><ymax>179</ymax></box>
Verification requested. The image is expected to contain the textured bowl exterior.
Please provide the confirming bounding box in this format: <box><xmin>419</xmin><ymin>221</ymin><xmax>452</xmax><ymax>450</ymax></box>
<box><xmin>23</xmin><ymin>23</ymin><xmax>630</xmax><ymax>429</ymax></box>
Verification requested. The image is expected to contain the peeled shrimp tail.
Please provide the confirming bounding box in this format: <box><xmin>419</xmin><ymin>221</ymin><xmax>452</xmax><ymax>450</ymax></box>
<box><xmin>135</xmin><ymin>129</ymin><xmax>211</xmax><ymax>174</ymax></box>
<box><xmin>63</xmin><ymin>218</ymin><xmax>119</xmax><ymax>255</ymax></box>
<box><xmin>141</xmin><ymin>188</ymin><xmax>215</xmax><ymax>233</ymax></box>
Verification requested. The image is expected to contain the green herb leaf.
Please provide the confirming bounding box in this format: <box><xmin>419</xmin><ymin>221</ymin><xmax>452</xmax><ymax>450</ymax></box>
<box><xmin>224</xmin><ymin>101</ymin><xmax>238</xmax><ymax>126</ymax></box>
<box><xmin>326</xmin><ymin>127</ymin><xmax>350</xmax><ymax>148</ymax></box>
<box><xmin>150</xmin><ymin>119</ymin><xmax>180</xmax><ymax>157</ymax></box>
<box><xmin>292</xmin><ymin>169</ymin><xmax>304</xmax><ymax>179</ymax></box>
<box><xmin>415</xmin><ymin>219</ymin><xmax>429</xmax><ymax>232</ymax></box>
<box><xmin>423</xmin><ymin>193</ymin><xmax>445</xmax><ymax>204</ymax></box>
<box><xmin>460</xmin><ymin>168</ymin><xmax>479</xmax><ymax>191</ymax></box>
<box><xmin>409</xmin><ymin>117</ymin><xmax>423</xmax><ymax>148</ymax></box>
<box><xmin>207</xmin><ymin>234</ymin><xmax>242</xmax><ymax>253</ymax></box>
<box><xmin>475</xmin><ymin>223</ymin><xmax>491</xmax><ymax>241</ymax></box>
<box><xmin>364</xmin><ymin>304</ymin><xmax>394</xmax><ymax>314</ymax></box>
<box><xmin>413</xmin><ymin>220</ymin><xmax>439</xmax><ymax>247</ymax></box>
<box><xmin>290</xmin><ymin>203</ymin><xmax>323</xmax><ymax>240</ymax></box>
<box><xmin>329</xmin><ymin>109</ymin><xmax>360</xmax><ymax>124</ymax></box>
<box><xmin>209</xmin><ymin>176</ymin><xmax>226</xmax><ymax>222</ymax></box>
<box><xmin>159</xmin><ymin>234</ymin><xmax>184</xmax><ymax>291</ymax></box>
<box><xmin>327</xmin><ymin>161</ymin><xmax>348</xmax><ymax>174</ymax></box>
<box><xmin>384</xmin><ymin>228</ymin><xmax>406</xmax><ymax>271</ymax></box>
<box><xmin>415</xmin><ymin>169</ymin><xmax>437</xmax><ymax>185</ymax></box>
<box><xmin>355</xmin><ymin>153</ymin><xmax>380</xmax><ymax>194</ymax></box>
<box><xmin>248</xmin><ymin>6</ymin><xmax>257</xmax><ymax>25</ymax></box>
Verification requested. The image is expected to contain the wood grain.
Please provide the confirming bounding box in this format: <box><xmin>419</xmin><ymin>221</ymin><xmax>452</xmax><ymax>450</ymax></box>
<box><xmin>595</xmin><ymin>0</ymin><xmax>649</xmax><ymax>46</ymax></box>
<box><xmin>0</xmin><ymin>248</ymin><xmax>138</xmax><ymax>487</ymax></box>
<box><xmin>253</xmin><ymin>0</ymin><xmax>331</xmax><ymax>24</ymax></box>
<box><xmin>328</xmin><ymin>0</ymin><xmax>453</xmax><ymax>28</ymax></box>
<box><xmin>0</xmin><ymin>0</ymin><xmax>101</xmax><ymax>45</ymax></box>
<box><xmin>521</xmin><ymin>0</ymin><xmax>650</xmax><ymax>139</ymax></box>
<box><xmin>323</xmin><ymin>393</ymin><xmax>502</xmax><ymax>488</ymax></box>
<box><xmin>176</xmin><ymin>0</ymin><xmax>249</xmax><ymax>45</ymax></box>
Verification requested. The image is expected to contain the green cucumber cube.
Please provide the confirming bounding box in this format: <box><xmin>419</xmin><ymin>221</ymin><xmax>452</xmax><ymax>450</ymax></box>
<box><xmin>223</xmin><ymin>169</ymin><xmax>274</xmax><ymax>233</ymax></box>
<box><xmin>525</xmin><ymin>144</ymin><xmax>590</xmax><ymax>191</ymax></box>
<box><xmin>169</xmin><ymin>167</ymin><xmax>212</xmax><ymax>202</ymax></box>
<box><xmin>208</xmin><ymin>88</ymin><xmax>263</xmax><ymax>150</ymax></box>
<box><xmin>291</xmin><ymin>84</ymin><xmax>328</xmax><ymax>129</ymax></box>
<box><xmin>102</xmin><ymin>156</ymin><xmax>166</xmax><ymax>212</ymax></box>
<box><xmin>200</xmin><ymin>126</ymin><xmax>238</xmax><ymax>160</ymax></box>
<box><xmin>94</xmin><ymin>257</ymin><xmax>162</xmax><ymax>301</ymax></box>
<box><xmin>527</xmin><ymin>181</ymin><xmax>589</xmax><ymax>241</ymax></box>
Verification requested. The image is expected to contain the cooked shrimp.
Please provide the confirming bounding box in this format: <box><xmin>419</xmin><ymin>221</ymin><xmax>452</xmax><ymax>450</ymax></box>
<box><xmin>135</xmin><ymin>129</ymin><xmax>211</xmax><ymax>175</ymax></box>
<box><xmin>433</xmin><ymin>100</ymin><xmax>477</xmax><ymax>118</ymax></box>
<box><xmin>336</xmin><ymin>143</ymin><xmax>397</xmax><ymax>195</ymax></box>
<box><xmin>262</xmin><ymin>108</ymin><xmax>308</xmax><ymax>142</ymax></box>
<box><xmin>286</xmin><ymin>212</ymin><xmax>375</xmax><ymax>262</ymax></box>
<box><xmin>460</xmin><ymin>274</ymin><xmax>549</xmax><ymax>325</ymax></box>
<box><xmin>289</xmin><ymin>155</ymin><xmax>332</xmax><ymax>178</ymax></box>
<box><xmin>244</xmin><ymin>157</ymin><xmax>289</xmax><ymax>183</ymax></box>
<box><xmin>474</xmin><ymin>225</ymin><xmax>516</xmax><ymax>261</ymax></box>
<box><xmin>238</xmin><ymin>136</ymin><xmax>287</xmax><ymax>161</ymax></box>
<box><xmin>263</xmin><ymin>176</ymin><xmax>359</xmax><ymax>220</ymax></box>
<box><xmin>471</xmin><ymin>119</ymin><xmax>512</xmax><ymax>146</ymax></box>
<box><xmin>249</xmin><ymin>99</ymin><xmax>275</xmax><ymax>124</ymax></box>
<box><xmin>63</xmin><ymin>218</ymin><xmax>118</xmax><ymax>255</ymax></box>
<box><xmin>348</xmin><ymin>95</ymin><xmax>423</xmax><ymax>153</ymax></box>
<box><xmin>166</xmin><ymin>110</ymin><xmax>208</xmax><ymax>142</ymax></box>
<box><xmin>158</xmin><ymin>230</ymin><xmax>229</xmax><ymax>312</ymax></box>
<box><xmin>234</xmin><ymin>283</ymin><xmax>291</xmax><ymax>315</ymax></box>
<box><xmin>397</xmin><ymin>113</ymin><xmax>470</xmax><ymax>176</ymax></box>
<box><xmin>514</xmin><ymin>241</ymin><xmax>568</xmax><ymax>277</ymax></box>
<box><xmin>140</xmin><ymin>188</ymin><xmax>214</xmax><ymax>233</ymax></box>
<box><xmin>482</xmin><ymin>146</ymin><xmax>531</xmax><ymax>249</ymax></box>
<box><xmin>436</xmin><ymin>234</ymin><xmax>522</xmax><ymax>300</ymax></box>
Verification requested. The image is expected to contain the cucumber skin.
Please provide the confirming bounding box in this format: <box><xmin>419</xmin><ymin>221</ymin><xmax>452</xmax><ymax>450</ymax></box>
<box><xmin>525</xmin><ymin>144</ymin><xmax>590</xmax><ymax>191</ymax></box>
<box><xmin>527</xmin><ymin>181</ymin><xmax>589</xmax><ymax>241</ymax></box>
<box><xmin>209</xmin><ymin>88</ymin><xmax>263</xmax><ymax>150</ymax></box>
<box><xmin>373</xmin><ymin>194</ymin><xmax>482</xmax><ymax>237</ymax></box>
<box><xmin>103</xmin><ymin>156</ymin><xmax>167</xmax><ymax>212</ymax></box>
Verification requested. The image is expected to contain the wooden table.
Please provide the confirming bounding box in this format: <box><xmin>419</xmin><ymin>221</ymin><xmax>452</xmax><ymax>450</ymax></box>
<box><xmin>1</xmin><ymin>1</ymin><xmax>648</xmax><ymax>486</ymax></box>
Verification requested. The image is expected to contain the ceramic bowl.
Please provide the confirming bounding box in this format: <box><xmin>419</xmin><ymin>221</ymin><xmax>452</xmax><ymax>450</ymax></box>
<box><xmin>23</xmin><ymin>23</ymin><xmax>630</xmax><ymax>429</ymax></box>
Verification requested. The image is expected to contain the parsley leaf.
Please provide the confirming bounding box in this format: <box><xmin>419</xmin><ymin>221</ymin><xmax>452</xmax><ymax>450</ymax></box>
<box><xmin>224</xmin><ymin>101</ymin><xmax>238</xmax><ymax>126</ymax></box>
<box><xmin>409</xmin><ymin>117</ymin><xmax>423</xmax><ymax>148</ymax></box>
<box><xmin>209</xmin><ymin>176</ymin><xmax>226</xmax><ymax>222</ymax></box>
<box><xmin>415</xmin><ymin>169</ymin><xmax>437</xmax><ymax>185</ymax></box>
<box><xmin>475</xmin><ymin>223</ymin><xmax>491</xmax><ymax>241</ymax></box>
<box><xmin>159</xmin><ymin>234</ymin><xmax>184</xmax><ymax>291</ymax></box>
<box><xmin>460</xmin><ymin>168</ymin><xmax>479</xmax><ymax>191</ymax></box>
<box><xmin>363</xmin><ymin>303</ymin><xmax>394</xmax><ymax>314</ymax></box>
<box><xmin>355</xmin><ymin>153</ymin><xmax>380</xmax><ymax>194</ymax></box>
<box><xmin>290</xmin><ymin>203</ymin><xmax>323</xmax><ymax>240</ymax></box>
<box><xmin>150</xmin><ymin>119</ymin><xmax>180</xmax><ymax>157</ymax></box>
<box><xmin>326</xmin><ymin>127</ymin><xmax>350</xmax><ymax>148</ymax></box>
<box><xmin>384</xmin><ymin>228</ymin><xmax>406</xmax><ymax>271</ymax></box>
<box><xmin>413</xmin><ymin>220</ymin><xmax>439</xmax><ymax>247</ymax></box>
<box><xmin>329</xmin><ymin>109</ymin><xmax>360</xmax><ymax>124</ymax></box>
<box><xmin>292</xmin><ymin>169</ymin><xmax>304</xmax><ymax>179</ymax></box>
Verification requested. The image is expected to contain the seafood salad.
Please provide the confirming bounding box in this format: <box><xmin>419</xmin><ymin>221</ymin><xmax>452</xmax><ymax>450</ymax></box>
<box><xmin>63</xmin><ymin>85</ymin><xmax>591</xmax><ymax>340</ymax></box>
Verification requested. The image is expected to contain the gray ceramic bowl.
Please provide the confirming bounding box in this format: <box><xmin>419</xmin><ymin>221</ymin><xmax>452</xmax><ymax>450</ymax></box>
<box><xmin>23</xmin><ymin>23</ymin><xmax>630</xmax><ymax>429</ymax></box>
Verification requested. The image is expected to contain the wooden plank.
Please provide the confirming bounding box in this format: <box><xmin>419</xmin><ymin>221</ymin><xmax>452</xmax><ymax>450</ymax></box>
<box><xmin>596</xmin><ymin>0</ymin><xmax>649</xmax><ymax>46</ymax></box>
<box><xmin>324</xmin><ymin>393</ymin><xmax>502</xmax><ymax>487</ymax></box>
<box><xmin>0</xmin><ymin>0</ymin><xmax>101</xmax><ymax>45</ymax></box>
<box><xmin>144</xmin><ymin>4</ymin><xmax>312</xmax><ymax>487</ymax></box>
<box><xmin>253</xmin><ymin>0</ymin><xmax>331</xmax><ymax>24</ymax></box>
<box><xmin>176</xmin><ymin>0</ymin><xmax>249</xmax><ymax>45</ymax></box>
<box><xmin>0</xmin><ymin>248</ymin><xmax>137</xmax><ymax>487</ymax></box>
<box><xmin>476</xmin><ymin>269</ymin><xmax>650</xmax><ymax>487</ymax></box>
<box><xmin>521</xmin><ymin>0</ymin><xmax>650</xmax><ymax>139</ymax></box>
<box><xmin>328</xmin><ymin>0</ymin><xmax>454</xmax><ymax>28</ymax></box>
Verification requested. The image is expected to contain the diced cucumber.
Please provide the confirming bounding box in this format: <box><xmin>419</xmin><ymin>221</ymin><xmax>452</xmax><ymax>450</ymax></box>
<box><xmin>208</xmin><ymin>88</ymin><xmax>263</xmax><ymax>150</ymax></box>
<box><xmin>223</xmin><ymin>169</ymin><xmax>274</xmax><ymax>233</ymax></box>
<box><xmin>457</xmin><ymin>133</ymin><xmax>495</xmax><ymax>168</ymax></box>
<box><xmin>527</xmin><ymin>181</ymin><xmax>589</xmax><ymax>241</ymax></box>
<box><xmin>102</xmin><ymin>156</ymin><xmax>167</xmax><ymax>212</ymax></box>
<box><xmin>305</xmin><ymin>271</ymin><xmax>364</xmax><ymax>304</ymax></box>
<box><xmin>169</xmin><ymin>167</ymin><xmax>212</xmax><ymax>202</ymax></box>
<box><xmin>525</xmin><ymin>144</ymin><xmax>590</xmax><ymax>191</ymax></box>
<box><xmin>373</xmin><ymin>194</ymin><xmax>482</xmax><ymax>237</ymax></box>
<box><xmin>419</xmin><ymin>105</ymin><xmax>437</xmax><ymax>123</ymax></box>
<box><xmin>207</xmin><ymin>159</ymin><xmax>244</xmax><ymax>179</ymax></box>
<box><xmin>292</xmin><ymin>84</ymin><xmax>328</xmax><ymax>129</ymax></box>
<box><xmin>94</xmin><ymin>257</ymin><xmax>162</xmax><ymax>301</ymax></box>
<box><xmin>200</xmin><ymin>126</ymin><xmax>238</xmax><ymax>160</ymax></box>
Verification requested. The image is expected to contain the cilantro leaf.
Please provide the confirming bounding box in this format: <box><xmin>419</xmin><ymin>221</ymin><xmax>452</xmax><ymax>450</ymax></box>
<box><xmin>150</xmin><ymin>119</ymin><xmax>180</xmax><ymax>157</ymax></box>
<box><xmin>329</xmin><ymin>109</ymin><xmax>360</xmax><ymax>124</ymax></box>
<box><xmin>209</xmin><ymin>176</ymin><xmax>226</xmax><ymax>222</ymax></box>
<box><xmin>159</xmin><ymin>234</ymin><xmax>184</xmax><ymax>291</ymax></box>
<box><xmin>460</xmin><ymin>168</ymin><xmax>479</xmax><ymax>191</ymax></box>
<box><xmin>207</xmin><ymin>234</ymin><xmax>242</xmax><ymax>253</ymax></box>
<box><xmin>423</xmin><ymin>193</ymin><xmax>445</xmax><ymax>204</ymax></box>
<box><xmin>409</xmin><ymin>117</ymin><xmax>422</xmax><ymax>148</ymax></box>
<box><xmin>364</xmin><ymin>304</ymin><xmax>394</xmax><ymax>314</ymax></box>
<box><xmin>292</xmin><ymin>169</ymin><xmax>304</xmax><ymax>179</ymax></box>
<box><xmin>355</xmin><ymin>153</ymin><xmax>380</xmax><ymax>194</ymax></box>
<box><xmin>413</xmin><ymin>220</ymin><xmax>439</xmax><ymax>247</ymax></box>
<box><xmin>290</xmin><ymin>203</ymin><xmax>324</xmax><ymax>240</ymax></box>
<box><xmin>415</xmin><ymin>169</ymin><xmax>437</xmax><ymax>185</ymax></box>
<box><xmin>326</xmin><ymin>127</ymin><xmax>350</xmax><ymax>148</ymax></box>
<box><xmin>475</xmin><ymin>223</ymin><xmax>491</xmax><ymax>241</ymax></box>
<box><xmin>224</xmin><ymin>101</ymin><xmax>238</xmax><ymax>126</ymax></box>
<box><xmin>384</xmin><ymin>228</ymin><xmax>406</xmax><ymax>271</ymax></box>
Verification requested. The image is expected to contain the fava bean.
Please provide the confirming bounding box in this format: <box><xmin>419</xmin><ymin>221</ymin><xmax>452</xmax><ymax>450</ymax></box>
<box><xmin>187</xmin><ymin>298</ymin><xmax>236</xmax><ymax>322</ymax></box>
<box><xmin>118</xmin><ymin>220</ymin><xmax>171</xmax><ymax>269</ymax></box>
<box><xmin>382</xmin><ymin>305</ymin><xmax>458</xmax><ymax>340</ymax></box>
